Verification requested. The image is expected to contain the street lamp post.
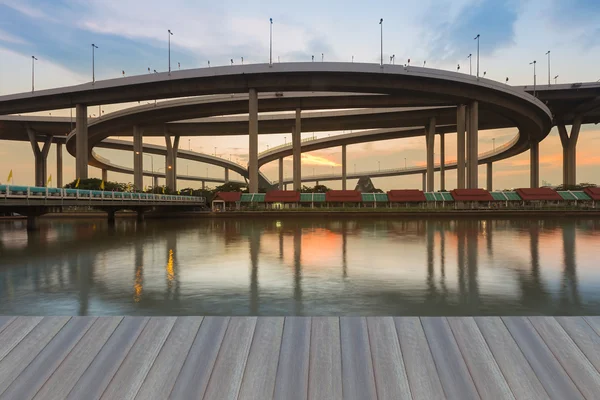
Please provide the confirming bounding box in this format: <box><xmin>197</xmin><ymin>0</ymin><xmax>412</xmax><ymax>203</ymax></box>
<box><xmin>188</xmin><ymin>139</ymin><xmax>191</xmax><ymax>151</ymax></box>
<box><xmin>378</xmin><ymin>161</ymin><xmax>381</xmax><ymax>171</ymax></box>
<box><xmin>468</xmin><ymin>54</ymin><xmax>472</xmax><ymax>75</ymax></box>
<box><xmin>492</xmin><ymin>138</ymin><xmax>495</xmax><ymax>152</ymax></box>
<box><xmin>91</xmin><ymin>44</ymin><xmax>98</xmax><ymax>83</ymax></box>
<box><xmin>379</xmin><ymin>18</ymin><xmax>383</xmax><ymax>66</ymax></box>
<box><xmin>404</xmin><ymin>158</ymin><xmax>407</xmax><ymax>169</ymax></box>
<box><xmin>143</xmin><ymin>153</ymin><xmax>154</xmax><ymax>186</ymax></box>
<box><xmin>168</xmin><ymin>29</ymin><xmax>173</xmax><ymax>74</ymax></box>
<box><xmin>474</xmin><ymin>34</ymin><xmax>480</xmax><ymax>78</ymax></box>
<box><xmin>554</xmin><ymin>75</ymin><xmax>559</xmax><ymax>84</ymax></box>
<box><xmin>269</xmin><ymin>18</ymin><xmax>273</xmax><ymax>65</ymax></box>
<box><xmin>530</xmin><ymin>60</ymin><xmax>537</xmax><ymax>96</ymax></box>
<box><xmin>214</xmin><ymin>147</ymin><xmax>217</xmax><ymax>156</ymax></box>
<box><xmin>545</xmin><ymin>50</ymin><xmax>551</xmax><ymax>85</ymax></box>
<box><xmin>31</xmin><ymin>56</ymin><xmax>38</xmax><ymax>92</ymax></box>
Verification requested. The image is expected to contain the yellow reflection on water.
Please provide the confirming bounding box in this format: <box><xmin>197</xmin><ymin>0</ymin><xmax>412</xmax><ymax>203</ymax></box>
<box><xmin>133</xmin><ymin>268</ymin><xmax>143</xmax><ymax>303</ymax></box>
<box><xmin>166</xmin><ymin>249</ymin><xmax>174</xmax><ymax>288</ymax></box>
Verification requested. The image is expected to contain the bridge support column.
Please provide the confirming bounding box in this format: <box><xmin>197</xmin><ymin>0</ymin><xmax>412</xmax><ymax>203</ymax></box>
<box><xmin>164</xmin><ymin>130</ymin><xmax>180</xmax><ymax>191</ymax></box>
<box><xmin>293</xmin><ymin>108</ymin><xmax>302</xmax><ymax>191</ymax></box>
<box><xmin>202</xmin><ymin>180</ymin><xmax>205</xmax><ymax>191</ymax></box>
<box><xmin>341</xmin><ymin>144</ymin><xmax>347</xmax><ymax>190</ymax></box>
<box><xmin>107</xmin><ymin>209</ymin><xmax>116</xmax><ymax>226</ymax></box>
<box><xmin>102</xmin><ymin>169</ymin><xmax>108</xmax><ymax>183</ymax></box>
<box><xmin>133</xmin><ymin>125</ymin><xmax>143</xmax><ymax>191</ymax></box>
<box><xmin>530</xmin><ymin>139</ymin><xmax>539</xmax><ymax>189</ymax></box>
<box><xmin>425</xmin><ymin>117</ymin><xmax>436</xmax><ymax>192</ymax></box>
<box><xmin>557</xmin><ymin>116</ymin><xmax>582</xmax><ymax>187</ymax></box>
<box><xmin>224</xmin><ymin>168</ymin><xmax>229</xmax><ymax>183</ymax></box>
<box><xmin>467</xmin><ymin>101</ymin><xmax>479</xmax><ymax>188</ymax></box>
<box><xmin>153</xmin><ymin>176</ymin><xmax>159</xmax><ymax>189</ymax></box>
<box><xmin>486</xmin><ymin>162</ymin><xmax>493</xmax><ymax>191</ymax></box>
<box><xmin>26</xmin><ymin>127</ymin><xmax>52</xmax><ymax>187</ymax></box>
<box><xmin>75</xmin><ymin>104</ymin><xmax>88</xmax><ymax>179</ymax></box>
<box><xmin>137</xmin><ymin>210</ymin><xmax>145</xmax><ymax>222</ymax></box>
<box><xmin>27</xmin><ymin>215</ymin><xmax>39</xmax><ymax>231</ymax></box>
<box><xmin>56</xmin><ymin>143</ymin><xmax>63</xmax><ymax>188</ymax></box>
<box><xmin>422</xmin><ymin>172</ymin><xmax>426</xmax><ymax>192</ymax></box>
<box><xmin>278</xmin><ymin>158</ymin><xmax>284</xmax><ymax>190</ymax></box>
<box><xmin>457</xmin><ymin>105</ymin><xmax>466</xmax><ymax>189</ymax></box>
<box><xmin>440</xmin><ymin>132</ymin><xmax>445</xmax><ymax>191</ymax></box>
<box><xmin>248</xmin><ymin>88</ymin><xmax>259</xmax><ymax>193</ymax></box>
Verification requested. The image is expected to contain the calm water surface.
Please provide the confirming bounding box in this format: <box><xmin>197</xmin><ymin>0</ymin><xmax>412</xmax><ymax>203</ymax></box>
<box><xmin>1</xmin><ymin>217</ymin><xmax>599</xmax><ymax>316</ymax></box>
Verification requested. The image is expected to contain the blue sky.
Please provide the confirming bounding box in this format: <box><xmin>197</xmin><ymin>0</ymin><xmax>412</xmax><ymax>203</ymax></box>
<box><xmin>0</xmin><ymin>0</ymin><xmax>599</xmax><ymax>189</ymax></box>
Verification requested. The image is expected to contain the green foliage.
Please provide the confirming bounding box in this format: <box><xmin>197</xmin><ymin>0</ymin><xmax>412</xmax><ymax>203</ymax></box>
<box><xmin>212</xmin><ymin>182</ymin><xmax>247</xmax><ymax>193</ymax></box>
<box><xmin>300</xmin><ymin>184</ymin><xmax>332</xmax><ymax>193</ymax></box>
<box><xmin>554</xmin><ymin>183</ymin><xmax>597</xmax><ymax>191</ymax></box>
<box><xmin>64</xmin><ymin>178</ymin><xmax>129</xmax><ymax>191</ymax></box>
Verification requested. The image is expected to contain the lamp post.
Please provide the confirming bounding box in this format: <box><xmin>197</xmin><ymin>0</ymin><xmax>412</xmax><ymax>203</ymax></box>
<box><xmin>492</xmin><ymin>138</ymin><xmax>495</xmax><ymax>152</ymax></box>
<box><xmin>404</xmin><ymin>158</ymin><xmax>407</xmax><ymax>169</ymax></box>
<box><xmin>545</xmin><ymin>50</ymin><xmax>551</xmax><ymax>85</ymax></box>
<box><xmin>312</xmin><ymin>55</ymin><xmax>314</xmax><ymax>62</ymax></box>
<box><xmin>168</xmin><ymin>29</ymin><xmax>173</xmax><ymax>74</ymax></box>
<box><xmin>143</xmin><ymin>153</ymin><xmax>154</xmax><ymax>186</ymax></box>
<box><xmin>91</xmin><ymin>44</ymin><xmax>98</xmax><ymax>83</ymax></box>
<box><xmin>530</xmin><ymin>60</ymin><xmax>537</xmax><ymax>96</ymax></box>
<box><xmin>214</xmin><ymin>147</ymin><xmax>217</xmax><ymax>156</ymax></box>
<box><xmin>378</xmin><ymin>161</ymin><xmax>381</xmax><ymax>171</ymax></box>
<box><xmin>554</xmin><ymin>75</ymin><xmax>559</xmax><ymax>84</ymax></box>
<box><xmin>188</xmin><ymin>139</ymin><xmax>191</xmax><ymax>151</ymax></box>
<box><xmin>467</xmin><ymin>53</ymin><xmax>472</xmax><ymax>75</ymax></box>
<box><xmin>241</xmin><ymin>57</ymin><xmax>244</xmax><ymax>65</ymax></box>
<box><xmin>269</xmin><ymin>18</ymin><xmax>273</xmax><ymax>65</ymax></box>
<box><xmin>379</xmin><ymin>18</ymin><xmax>383</xmax><ymax>66</ymax></box>
<box><xmin>31</xmin><ymin>56</ymin><xmax>38</xmax><ymax>92</ymax></box>
<box><xmin>474</xmin><ymin>34</ymin><xmax>480</xmax><ymax>78</ymax></box>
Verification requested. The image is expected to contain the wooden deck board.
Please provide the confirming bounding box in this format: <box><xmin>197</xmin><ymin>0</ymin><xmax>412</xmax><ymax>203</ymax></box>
<box><xmin>238</xmin><ymin>317</ymin><xmax>284</xmax><ymax>400</ymax></box>
<box><xmin>421</xmin><ymin>317</ymin><xmax>480</xmax><ymax>400</ymax></box>
<box><xmin>366</xmin><ymin>317</ymin><xmax>411</xmax><ymax>400</ymax></box>
<box><xmin>273</xmin><ymin>317</ymin><xmax>311</xmax><ymax>400</ymax></box>
<box><xmin>134</xmin><ymin>317</ymin><xmax>203</xmax><ymax>400</ymax></box>
<box><xmin>308</xmin><ymin>317</ymin><xmax>343</xmax><ymax>400</ymax></box>
<box><xmin>502</xmin><ymin>317</ymin><xmax>584</xmax><ymax>400</ymax></box>
<box><xmin>0</xmin><ymin>316</ymin><xmax>598</xmax><ymax>399</ymax></box>
<box><xmin>340</xmin><ymin>317</ymin><xmax>377</xmax><ymax>400</ymax></box>
<box><xmin>528</xmin><ymin>317</ymin><xmax>600</xmax><ymax>399</ymax></box>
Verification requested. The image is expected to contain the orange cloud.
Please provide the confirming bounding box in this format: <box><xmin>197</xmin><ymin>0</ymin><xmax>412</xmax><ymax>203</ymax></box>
<box><xmin>301</xmin><ymin>154</ymin><xmax>341</xmax><ymax>167</ymax></box>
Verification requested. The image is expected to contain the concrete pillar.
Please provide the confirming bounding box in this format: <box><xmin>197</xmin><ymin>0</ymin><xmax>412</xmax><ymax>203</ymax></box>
<box><xmin>284</xmin><ymin>183</ymin><xmax>288</xmax><ymax>190</ymax></box>
<box><xmin>486</xmin><ymin>163</ymin><xmax>493</xmax><ymax>191</ymax></box>
<box><xmin>557</xmin><ymin>116</ymin><xmax>582</xmax><ymax>187</ymax></box>
<box><xmin>530</xmin><ymin>140</ymin><xmax>539</xmax><ymax>189</ymax></box>
<box><xmin>248</xmin><ymin>88</ymin><xmax>259</xmax><ymax>193</ymax></box>
<box><xmin>293</xmin><ymin>108</ymin><xmax>302</xmax><ymax>191</ymax></box>
<box><xmin>102</xmin><ymin>169</ymin><xmax>108</xmax><ymax>182</ymax></box>
<box><xmin>75</xmin><ymin>104</ymin><xmax>88</xmax><ymax>179</ymax></box>
<box><xmin>422</xmin><ymin>172</ymin><xmax>426</xmax><ymax>192</ymax></box>
<box><xmin>202</xmin><ymin>180</ymin><xmax>205</xmax><ymax>191</ymax></box>
<box><xmin>164</xmin><ymin>130</ymin><xmax>180</xmax><ymax>191</ymax></box>
<box><xmin>466</xmin><ymin>106</ymin><xmax>471</xmax><ymax>187</ymax></box>
<box><xmin>425</xmin><ymin>117</ymin><xmax>436</xmax><ymax>192</ymax></box>
<box><xmin>153</xmin><ymin>176</ymin><xmax>159</xmax><ymax>189</ymax></box>
<box><xmin>133</xmin><ymin>125</ymin><xmax>143</xmax><ymax>191</ymax></box>
<box><xmin>56</xmin><ymin>143</ymin><xmax>63</xmax><ymax>188</ymax></box>
<box><xmin>341</xmin><ymin>144</ymin><xmax>347</xmax><ymax>190</ymax></box>
<box><xmin>27</xmin><ymin>128</ymin><xmax>52</xmax><ymax>187</ymax></box>
<box><xmin>440</xmin><ymin>132</ymin><xmax>445</xmax><ymax>191</ymax></box>
<box><xmin>316</xmin><ymin>180</ymin><xmax>319</xmax><ymax>186</ymax></box>
<box><xmin>224</xmin><ymin>168</ymin><xmax>229</xmax><ymax>183</ymax></box>
<box><xmin>27</xmin><ymin>215</ymin><xmax>38</xmax><ymax>231</ymax></box>
<box><xmin>456</xmin><ymin>105</ymin><xmax>466</xmax><ymax>189</ymax></box>
<box><xmin>278</xmin><ymin>158</ymin><xmax>284</xmax><ymax>190</ymax></box>
<box><xmin>467</xmin><ymin>101</ymin><xmax>479</xmax><ymax>188</ymax></box>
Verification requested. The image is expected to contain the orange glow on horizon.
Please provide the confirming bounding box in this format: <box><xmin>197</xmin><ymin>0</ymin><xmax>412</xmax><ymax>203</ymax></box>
<box><xmin>301</xmin><ymin>153</ymin><xmax>341</xmax><ymax>167</ymax></box>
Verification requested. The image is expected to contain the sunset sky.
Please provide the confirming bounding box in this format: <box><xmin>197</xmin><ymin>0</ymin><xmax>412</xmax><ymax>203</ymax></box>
<box><xmin>0</xmin><ymin>0</ymin><xmax>599</xmax><ymax>190</ymax></box>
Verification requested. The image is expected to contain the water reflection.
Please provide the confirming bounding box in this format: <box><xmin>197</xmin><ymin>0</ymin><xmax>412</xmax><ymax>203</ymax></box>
<box><xmin>1</xmin><ymin>217</ymin><xmax>600</xmax><ymax>316</ymax></box>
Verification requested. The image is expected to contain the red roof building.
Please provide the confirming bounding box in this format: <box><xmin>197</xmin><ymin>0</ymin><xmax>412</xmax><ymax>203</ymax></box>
<box><xmin>265</xmin><ymin>190</ymin><xmax>301</xmax><ymax>203</ymax></box>
<box><xmin>213</xmin><ymin>192</ymin><xmax>242</xmax><ymax>202</ymax></box>
<box><xmin>515</xmin><ymin>188</ymin><xmax>562</xmax><ymax>201</ymax></box>
<box><xmin>450</xmin><ymin>189</ymin><xmax>494</xmax><ymax>202</ymax></box>
<box><xmin>325</xmin><ymin>190</ymin><xmax>362</xmax><ymax>203</ymax></box>
<box><xmin>387</xmin><ymin>190</ymin><xmax>426</xmax><ymax>202</ymax></box>
<box><xmin>583</xmin><ymin>187</ymin><xmax>600</xmax><ymax>200</ymax></box>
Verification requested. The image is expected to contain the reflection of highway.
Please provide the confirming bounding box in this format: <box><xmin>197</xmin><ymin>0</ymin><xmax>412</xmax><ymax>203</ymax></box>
<box><xmin>0</xmin><ymin>218</ymin><xmax>597</xmax><ymax>315</ymax></box>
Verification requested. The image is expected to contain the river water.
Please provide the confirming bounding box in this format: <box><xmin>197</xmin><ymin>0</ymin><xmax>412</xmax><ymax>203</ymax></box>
<box><xmin>1</xmin><ymin>217</ymin><xmax>599</xmax><ymax>316</ymax></box>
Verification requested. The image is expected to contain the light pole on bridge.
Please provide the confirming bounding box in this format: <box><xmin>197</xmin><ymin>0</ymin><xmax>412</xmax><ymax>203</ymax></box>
<box><xmin>31</xmin><ymin>56</ymin><xmax>38</xmax><ymax>92</ymax></box>
<box><xmin>379</xmin><ymin>18</ymin><xmax>383</xmax><ymax>66</ymax></box>
<box><xmin>474</xmin><ymin>34</ymin><xmax>480</xmax><ymax>78</ymax></box>
<box><xmin>91</xmin><ymin>44</ymin><xmax>98</xmax><ymax>83</ymax></box>
<box><xmin>168</xmin><ymin>29</ymin><xmax>173</xmax><ymax>75</ymax></box>
<box><xmin>545</xmin><ymin>50</ymin><xmax>551</xmax><ymax>85</ymax></box>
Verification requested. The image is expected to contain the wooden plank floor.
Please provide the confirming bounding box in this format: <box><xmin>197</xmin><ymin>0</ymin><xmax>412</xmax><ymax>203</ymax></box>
<box><xmin>0</xmin><ymin>317</ymin><xmax>599</xmax><ymax>399</ymax></box>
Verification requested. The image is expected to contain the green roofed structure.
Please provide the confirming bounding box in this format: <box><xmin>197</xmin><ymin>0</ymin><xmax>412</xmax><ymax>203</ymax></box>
<box><xmin>424</xmin><ymin>192</ymin><xmax>454</xmax><ymax>202</ymax></box>
<box><xmin>240</xmin><ymin>193</ymin><xmax>266</xmax><ymax>203</ymax></box>
<box><xmin>557</xmin><ymin>191</ymin><xmax>591</xmax><ymax>201</ymax></box>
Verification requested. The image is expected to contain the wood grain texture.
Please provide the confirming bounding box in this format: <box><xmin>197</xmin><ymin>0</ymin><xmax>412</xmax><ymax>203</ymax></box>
<box><xmin>100</xmin><ymin>317</ymin><xmax>176</xmax><ymax>400</ymax></box>
<box><xmin>0</xmin><ymin>317</ymin><xmax>96</xmax><ymax>400</ymax></box>
<box><xmin>584</xmin><ymin>316</ymin><xmax>600</xmax><ymax>336</ymax></box>
<box><xmin>447</xmin><ymin>317</ymin><xmax>514</xmax><ymax>400</ymax></box>
<box><xmin>203</xmin><ymin>317</ymin><xmax>257</xmax><ymax>400</ymax></box>
<box><xmin>133</xmin><ymin>317</ymin><xmax>203</xmax><ymax>400</ymax></box>
<box><xmin>421</xmin><ymin>317</ymin><xmax>479</xmax><ymax>400</ymax></box>
<box><xmin>557</xmin><ymin>317</ymin><xmax>600</xmax><ymax>373</ymax></box>
<box><xmin>366</xmin><ymin>317</ymin><xmax>411</xmax><ymax>400</ymax></box>
<box><xmin>393</xmin><ymin>317</ymin><xmax>444</xmax><ymax>400</ymax></box>
<box><xmin>33</xmin><ymin>317</ymin><xmax>123</xmax><ymax>400</ymax></box>
<box><xmin>168</xmin><ymin>317</ymin><xmax>230</xmax><ymax>399</ymax></box>
<box><xmin>502</xmin><ymin>317</ymin><xmax>584</xmax><ymax>400</ymax></box>
<box><xmin>66</xmin><ymin>317</ymin><xmax>149</xmax><ymax>400</ymax></box>
<box><xmin>0</xmin><ymin>317</ymin><xmax>43</xmax><ymax>363</ymax></box>
<box><xmin>238</xmin><ymin>317</ymin><xmax>284</xmax><ymax>400</ymax></box>
<box><xmin>308</xmin><ymin>317</ymin><xmax>343</xmax><ymax>400</ymax></box>
<box><xmin>474</xmin><ymin>317</ymin><xmax>548</xmax><ymax>400</ymax></box>
<box><xmin>0</xmin><ymin>317</ymin><xmax>70</xmax><ymax>395</ymax></box>
<box><xmin>273</xmin><ymin>317</ymin><xmax>311</xmax><ymax>400</ymax></box>
<box><xmin>0</xmin><ymin>318</ymin><xmax>15</xmax><ymax>336</ymax></box>
<box><xmin>340</xmin><ymin>317</ymin><xmax>377</xmax><ymax>400</ymax></box>
<box><xmin>528</xmin><ymin>317</ymin><xmax>600</xmax><ymax>399</ymax></box>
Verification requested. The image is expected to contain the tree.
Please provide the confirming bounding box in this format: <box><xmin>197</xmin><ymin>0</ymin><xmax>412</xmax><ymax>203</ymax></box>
<box><xmin>554</xmin><ymin>183</ymin><xmax>597</xmax><ymax>191</ymax></box>
<box><xmin>212</xmin><ymin>182</ymin><xmax>246</xmax><ymax>193</ymax></box>
<box><xmin>300</xmin><ymin>184</ymin><xmax>331</xmax><ymax>193</ymax></box>
<box><xmin>64</xmin><ymin>178</ymin><xmax>128</xmax><ymax>191</ymax></box>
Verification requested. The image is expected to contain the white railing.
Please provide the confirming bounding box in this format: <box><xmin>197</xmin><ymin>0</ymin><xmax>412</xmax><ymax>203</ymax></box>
<box><xmin>0</xmin><ymin>185</ymin><xmax>205</xmax><ymax>204</ymax></box>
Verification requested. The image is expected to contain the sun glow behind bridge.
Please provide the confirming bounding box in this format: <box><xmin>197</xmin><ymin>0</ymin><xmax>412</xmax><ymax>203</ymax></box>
<box><xmin>301</xmin><ymin>153</ymin><xmax>340</xmax><ymax>167</ymax></box>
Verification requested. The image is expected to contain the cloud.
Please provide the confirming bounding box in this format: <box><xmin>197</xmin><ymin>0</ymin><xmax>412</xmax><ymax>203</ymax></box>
<box><xmin>302</xmin><ymin>153</ymin><xmax>340</xmax><ymax>167</ymax></box>
<box><xmin>0</xmin><ymin>28</ymin><xmax>28</xmax><ymax>45</ymax></box>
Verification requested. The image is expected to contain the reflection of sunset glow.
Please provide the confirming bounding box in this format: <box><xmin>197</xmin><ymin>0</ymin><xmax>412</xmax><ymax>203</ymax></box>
<box><xmin>133</xmin><ymin>268</ymin><xmax>143</xmax><ymax>303</ymax></box>
<box><xmin>301</xmin><ymin>154</ymin><xmax>340</xmax><ymax>167</ymax></box>
<box><xmin>166</xmin><ymin>249</ymin><xmax>175</xmax><ymax>287</ymax></box>
<box><xmin>299</xmin><ymin>229</ymin><xmax>342</xmax><ymax>266</ymax></box>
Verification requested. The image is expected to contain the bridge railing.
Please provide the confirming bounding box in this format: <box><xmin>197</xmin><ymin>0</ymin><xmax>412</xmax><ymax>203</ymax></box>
<box><xmin>0</xmin><ymin>185</ymin><xmax>205</xmax><ymax>204</ymax></box>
